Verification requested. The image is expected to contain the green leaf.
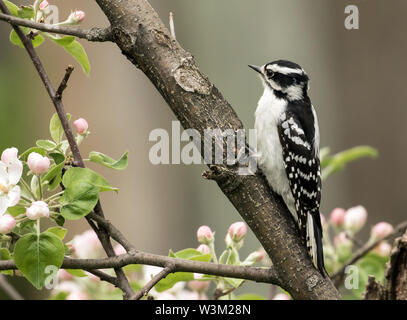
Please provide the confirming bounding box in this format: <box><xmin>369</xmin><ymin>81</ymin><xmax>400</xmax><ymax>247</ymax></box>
<box><xmin>53</xmin><ymin>214</ymin><xmax>65</xmax><ymax>227</ymax></box>
<box><xmin>46</xmin><ymin>227</ymin><xmax>67</xmax><ymax>240</ymax></box>
<box><xmin>59</xmin><ymin>181</ymin><xmax>99</xmax><ymax>220</ymax></box>
<box><xmin>321</xmin><ymin>146</ymin><xmax>378</xmax><ymax>180</ymax></box>
<box><xmin>49</xmin><ymin>113</ymin><xmax>71</xmax><ymax>144</ymax></box>
<box><xmin>62</xmin><ymin>167</ymin><xmax>118</xmax><ymax>193</ymax></box>
<box><xmin>6</xmin><ymin>205</ymin><xmax>26</xmax><ymax>217</ymax></box>
<box><xmin>89</xmin><ymin>151</ymin><xmax>129</xmax><ymax>170</ymax></box>
<box><xmin>14</xmin><ymin>232</ymin><xmax>65</xmax><ymax>289</ymax></box>
<box><xmin>10</xmin><ymin>28</ymin><xmax>44</xmax><ymax>48</ymax></box>
<box><xmin>36</xmin><ymin>140</ymin><xmax>57</xmax><ymax>151</ymax></box>
<box><xmin>42</xmin><ymin>154</ymin><xmax>65</xmax><ymax>191</ymax></box>
<box><xmin>236</xmin><ymin>293</ymin><xmax>266</xmax><ymax>300</ymax></box>
<box><xmin>3</xmin><ymin>0</ymin><xmax>19</xmax><ymax>16</ymax></box>
<box><xmin>65</xmin><ymin>269</ymin><xmax>87</xmax><ymax>277</ymax></box>
<box><xmin>17</xmin><ymin>6</ymin><xmax>34</xmax><ymax>19</ymax></box>
<box><xmin>50</xmin><ymin>36</ymin><xmax>75</xmax><ymax>46</ymax></box>
<box><xmin>19</xmin><ymin>147</ymin><xmax>47</xmax><ymax>161</ymax></box>
<box><xmin>52</xmin><ymin>38</ymin><xmax>90</xmax><ymax>75</ymax></box>
<box><xmin>0</xmin><ymin>248</ymin><xmax>12</xmax><ymax>275</ymax></box>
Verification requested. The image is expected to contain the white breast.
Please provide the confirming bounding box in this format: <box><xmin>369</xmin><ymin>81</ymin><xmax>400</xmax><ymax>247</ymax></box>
<box><xmin>254</xmin><ymin>87</ymin><xmax>297</xmax><ymax>220</ymax></box>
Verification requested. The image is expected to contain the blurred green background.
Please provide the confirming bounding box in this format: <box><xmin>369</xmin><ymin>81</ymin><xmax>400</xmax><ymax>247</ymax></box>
<box><xmin>1</xmin><ymin>0</ymin><xmax>406</xmax><ymax>299</ymax></box>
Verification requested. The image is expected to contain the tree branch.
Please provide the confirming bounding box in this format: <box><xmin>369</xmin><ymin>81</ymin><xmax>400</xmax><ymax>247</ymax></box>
<box><xmin>94</xmin><ymin>0</ymin><xmax>340</xmax><ymax>299</ymax></box>
<box><xmin>131</xmin><ymin>264</ymin><xmax>175</xmax><ymax>300</ymax></box>
<box><xmin>0</xmin><ymin>12</ymin><xmax>112</xmax><ymax>42</ymax></box>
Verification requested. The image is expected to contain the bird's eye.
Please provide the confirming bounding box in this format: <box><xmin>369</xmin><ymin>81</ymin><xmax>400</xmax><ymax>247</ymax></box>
<box><xmin>266</xmin><ymin>70</ymin><xmax>274</xmax><ymax>78</ymax></box>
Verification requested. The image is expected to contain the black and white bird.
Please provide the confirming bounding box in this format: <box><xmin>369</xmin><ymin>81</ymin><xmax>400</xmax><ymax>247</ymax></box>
<box><xmin>249</xmin><ymin>60</ymin><xmax>325</xmax><ymax>274</ymax></box>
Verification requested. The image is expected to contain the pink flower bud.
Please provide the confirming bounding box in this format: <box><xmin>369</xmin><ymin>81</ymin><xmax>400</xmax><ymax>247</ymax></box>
<box><xmin>26</xmin><ymin>201</ymin><xmax>50</xmax><ymax>220</ymax></box>
<box><xmin>73</xmin><ymin>118</ymin><xmax>89</xmax><ymax>135</ymax></box>
<box><xmin>0</xmin><ymin>214</ymin><xmax>16</xmax><ymax>234</ymax></box>
<box><xmin>188</xmin><ymin>280</ymin><xmax>210</xmax><ymax>292</ymax></box>
<box><xmin>57</xmin><ymin>269</ymin><xmax>73</xmax><ymax>281</ymax></box>
<box><xmin>39</xmin><ymin>0</ymin><xmax>48</xmax><ymax>10</ymax></box>
<box><xmin>334</xmin><ymin>232</ymin><xmax>352</xmax><ymax>247</ymax></box>
<box><xmin>72</xmin><ymin>230</ymin><xmax>102</xmax><ymax>259</ymax></box>
<box><xmin>196</xmin><ymin>244</ymin><xmax>210</xmax><ymax>255</ymax></box>
<box><xmin>197</xmin><ymin>226</ymin><xmax>214</xmax><ymax>244</ymax></box>
<box><xmin>371</xmin><ymin>222</ymin><xmax>393</xmax><ymax>241</ymax></box>
<box><xmin>242</xmin><ymin>249</ymin><xmax>265</xmax><ymax>266</ymax></box>
<box><xmin>67</xmin><ymin>10</ymin><xmax>86</xmax><ymax>25</ymax></box>
<box><xmin>228</xmin><ymin>222</ymin><xmax>247</xmax><ymax>242</ymax></box>
<box><xmin>1</xmin><ymin>147</ymin><xmax>18</xmax><ymax>165</ymax></box>
<box><xmin>330</xmin><ymin>208</ymin><xmax>346</xmax><ymax>228</ymax></box>
<box><xmin>344</xmin><ymin>206</ymin><xmax>367</xmax><ymax>232</ymax></box>
<box><xmin>27</xmin><ymin>152</ymin><xmax>50</xmax><ymax>175</ymax></box>
<box><xmin>372</xmin><ymin>241</ymin><xmax>392</xmax><ymax>257</ymax></box>
<box><xmin>273</xmin><ymin>293</ymin><xmax>290</xmax><ymax>300</ymax></box>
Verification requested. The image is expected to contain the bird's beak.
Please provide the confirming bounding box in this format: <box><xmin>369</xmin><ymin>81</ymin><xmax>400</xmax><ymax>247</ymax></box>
<box><xmin>248</xmin><ymin>64</ymin><xmax>263</xmax><ymax>75</ymax></box>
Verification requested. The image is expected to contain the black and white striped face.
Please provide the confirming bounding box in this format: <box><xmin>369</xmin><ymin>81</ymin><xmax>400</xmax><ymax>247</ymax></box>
<box><xmin>249</xmin><ymin>60</ymin><xmax>309</xmax><ymax>101</ymax></box>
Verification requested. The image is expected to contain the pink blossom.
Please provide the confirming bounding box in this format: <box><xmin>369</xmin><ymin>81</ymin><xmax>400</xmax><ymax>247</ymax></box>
<box><xmin>39</xmin><ymin>0</ymin><xmax>48</xmax><ymax>10</ymax></box>
<box><xmin>330</xmin><ymin>208</ymin><xmax>346</xmax><ymax>228</ymax></box>
<box><xmin>0</xmin><ymin>214</ymin><xmax>16</xmax><ymax>234</ymax></box>
<box><xmin>372</xmin><ymin>241</ymin><xmax>392</xmax><ymax>257</ymax></box>
<box><xmin>26</xmin><ymin>201</ymin><xmax>49</xmax><ymax>220</ymax></box>
<box><xmin>228</xmin><ymin>221</ymin><xmax>247</xmax><ymax>242</ymax></box>
<box><xmin>66</xmin><ymin>291</ymin><xmax>89</xmax><ymax>300</ymax></box>
<box><xmin>57</xmin><ymin>269</ymin><xmax>73</xmax><ymax>281</ymax></box>
<box><xmin>71</xmin><ymin>230</ymin><xmax>103</xmax><ymax>259</ymax></box>
<box><xmin>67</xmin><ymin>11</ymin><xmax>86</xmax><ymax>25</ymax></box>
<box><xmin>188</xmin><ymin>274</ymin><xmax>210</xmax><ymax>292</ymax></box>
<box><xmin>197</xmin><ymin>225</ymin><xmax>214</xmax><ymax>244</ymax></box>
<box><xmin>371</xmin><ymin>222</ymin><xmax>394</xmax><ymax>241</ymax></box>
<box><xmin>1</xmin><ymin>147</ymin><xmax>18</xmax><ymax>165</ymax></box>
<box><xmin>273</xmin><ymin>293</ymin><xmax>290</xmax><ymax>300</ymax></box>
<box><xmin>196</xmin><ymin>244</ymin><xmax>210</xmax><ymax>254</ymax></box>
<box><xmin>344</xmin><ymin>206</ymin><xmax>367</xmax><ymax>232</ymax></box>
<box><xmin>27</xmin><ymin>152</ymin><xmax>50</xmax><ymax>175</ymax></box>
<box><xmin>73</xmin><ymin>118</ymin><xmax>88</xmax><ymax>135</ymax></box>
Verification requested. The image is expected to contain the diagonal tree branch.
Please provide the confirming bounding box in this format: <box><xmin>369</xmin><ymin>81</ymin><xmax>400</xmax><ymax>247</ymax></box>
<box><xmin>94</xmin><ymin>0</ymin><xmax>340</xmax><ymax>300</ymax></box>
<box><xmin>0</xmin><ymin>12</ymin><xmax>112</xmax><ymax>41</ymax></box>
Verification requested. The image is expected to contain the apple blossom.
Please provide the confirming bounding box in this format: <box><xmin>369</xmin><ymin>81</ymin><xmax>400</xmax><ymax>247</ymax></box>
<box><xmin>27</xmin><ymin>152</ymin><xmax>50</xmax><ymax>175</ymax></box>
<box><xmin>0</xmin><ymin>151</ymin><xmax>22</xmax><ymax>215</ymax></box>
<box><xmin>71</xmin><ymin>230</ymin><xmax>103</xmax><ymax>259</ymax></box>
<box><xmin>64</xmin><ymin>11</ymin><xmax>86</xmax><ymax>25</ymax></box>
<box><xmin>188</xmin><ymin>274</ymin><xmax>210</xmax><ymax>292</ymax></box>
<box><xmin>228</xmin><ymin>222</ymin><xmax>247</xmax><ymax>242</ymax></box>
<box><xmin>0</xmin><ymin>214</ymin><xmax>16</xmax><ymax>234</ymax></box>
<box><xmin>371</xmin><ymin>222</ymin><xmax>394</xmax><ymax>241</ymax></box>
<box><xmin>344</xmin><ymin>206</ymin><xmax>367</xmax><ymax>232</ymax></box>
<box><xmin>330</xmin><ymin>208</ymin><xmax>346</xmax><ymax>228</ymax></box>
<box><xmin>196</xmin><ymin>244</ymin><xmax>210</xmax><ymax>254</ymax></box>
<box><xmin>26</xmin><ymin>201</ymin><xmax>50</xmax><ymax>220</ymax></box>
<box><xmin>273</xmin><ymin>293</ymin><xmax>290</xmax><ymax>300</ymax></box>
<box><xmin>73</xmin><ymin>118</ymin><xmax>89</xmax><ymax>135</ymax></box>
<box><xmin>197</xmin><ymin>225</ymin><xmax>214</xmax><ymax>244</ymax></box>
<box><xmin>39</xmin><ymin>0</ymin><xmax>48</xmax><ymax>10</ymax></box>
<box><xmin>372</xmin><ymin>241</ymin><xmax>392</xmax><ymax>257</ymax></box>
<box><xmin>242</xmin><ymin>249</ymin><xmax>264</xmax><ymax>266</ymax></box>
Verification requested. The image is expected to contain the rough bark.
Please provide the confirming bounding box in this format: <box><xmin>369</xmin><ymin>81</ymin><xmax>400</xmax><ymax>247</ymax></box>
<box><xmin>94</xmin><ymin>0</ymin><xmax>340</xmax><ymax>300</ymax></box>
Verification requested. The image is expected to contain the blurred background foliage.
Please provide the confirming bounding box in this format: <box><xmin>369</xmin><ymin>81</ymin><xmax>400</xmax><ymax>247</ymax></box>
<box><xmin>1</xmin><ymin>0</ymin><xmax>406</xmax><ymax>298</ymax></box>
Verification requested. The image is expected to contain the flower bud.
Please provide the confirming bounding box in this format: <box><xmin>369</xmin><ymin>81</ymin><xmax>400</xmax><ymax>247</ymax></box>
<box><xmin>0</xmin><ymin>214</ymin><xmax>16</xmax><ymax>234</ymax></box>
<box><xmin>196</xmin><ymin>244</ymin><xmax>210</xmax><ymax>255</ymax></box>
<box><xmin>57</xmin><ymin>269</ymin><xmax>73</xmax><ymax>282</ymax></box>
<box><xmin>344</xmin><ymin>206</ymin><xmax>367</xmax><ymax>232</ymax></box>
<box><xmin>273</xmin><ymin>293</ymin><xmax>290</xmax><ymax>300</ymax></box>
<box><xmin>1</xmin><ymin>147</ymin><xmax>18</xmax><ymax>165</ymax></box>
<box><xmin>372</xmin><ymin>241</ymin><xmax>392</xmax><ymax>257</ymax></box>
<box><xmin>72</xmin><ymin>230</ymin><xmax>103</xmax><ymax>259</ymax></box>
<box><xmin>27</xmin><ymin>152</ymin><xmax>50</xmax><ymax>175</ymax></box>
<box><xmin>26</xmin><ymin>201</ymin><xmax>50</xmax><ymax>220</ymax></box>
<box><xmin>188</xmin><ymin>274</ymin><xmax>210</xmax><ymax>292</ymax></box>
<box><xmin>228</xmin><ymin>222</ymin><xmax>247</xmax><ymax>242</ymax></box>
<box><xmin>334</xmin><ymin>232</ymin><xmax>353</xmax><ymax>262</ymax></box>
<box><xmin>66</xmin><ymin>10</ymin><xmax>86</xmax><ymax>25</ymax></box>
<box><xmin>242</xmin><ymin>249</ymin><xmax>264</xmax><ymax>266</ymax></box>
<box><xmin>330</xmin><ymin>208</ymin><xmax>346</xmax><ymax>228</ymax></box>
<box><xmin>197</xmin><ymin>226</ymin><xmax>214</xmax><ymax>244</ymax></box>
<box><xmin>39</xmin><ymin>0</ymin><xmax>48</xmax><ymax>10</ymax></box>
<box><xmin>371</xmin><ymin>222</ymin><xmax>393</xmax><ymax>241</ymax></box>
<box><xmin>73</xmin><ymin>118</ymin><xmax>89</xmax><ymax>135</ymax></box>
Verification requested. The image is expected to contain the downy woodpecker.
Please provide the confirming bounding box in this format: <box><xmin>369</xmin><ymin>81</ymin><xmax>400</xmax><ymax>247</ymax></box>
<box><xmin>249</xmin><ymin>60</ymin><xmax>325</xmax><ymax>274</ymax></box>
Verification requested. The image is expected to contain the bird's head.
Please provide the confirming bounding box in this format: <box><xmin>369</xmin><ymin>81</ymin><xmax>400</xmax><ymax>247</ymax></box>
<box><xmin>249</xmin><ymin>60</ymin><xmax>309</xmax><ymax>102</ymax></box>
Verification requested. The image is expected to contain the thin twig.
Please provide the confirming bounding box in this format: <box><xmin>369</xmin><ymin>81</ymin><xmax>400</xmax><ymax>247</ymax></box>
<box><xmin>84</xmin><ymin>269</ymin><xmax>118</xmax><ymax>286</ymax></box>
<box><xmin>169</xmin><ymin>12</ymin><xmax>176</xmax><ymax>39</ymax></box>
<box><xmin>56</xmin><ymin>65</ymin><xmax>74</xmax><ymax>100</ymax></box>
<box><xmin>0</xmin><ymin>12</ymin><xmax>112</xmax><ymax>42</ymax></box>
<box><xmin>331</xmin><ymin>220</ymin><xmax>407</xmax><ymax>285</ymax></box>
<box><xmin>131</xmin><ymin>264</ymin><xmax>175</xmax><ymax>300</ymax></box>
<box><xmin>0</xmin><ymin>275</ymin><xmax>23</xmax><ymax>300</ymax></box>
<box><xmin>0</xmin><ymin>1</ymin><xmax>134</xmax><ymax>299</ymax></box>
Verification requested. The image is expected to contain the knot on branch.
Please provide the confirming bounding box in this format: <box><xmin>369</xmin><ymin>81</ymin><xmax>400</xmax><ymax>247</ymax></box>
<box><xmin>174</xmin><ymin>57</ymin><xmax>212</xmax><ymax>95</ymax></box>
<box><xmin>87</xmin><ymin>27</ymin><xmax>114</xmax><ymax>42</ymax></box>
<box><xmin>112</xmin><ymin>27</ymin><xmax>137</xmax><ymax>53</ymax></box>
<box><xmin>202</xmin><ymin>165</ymin><xmax>242</xmax><ymax>193</ymax></box>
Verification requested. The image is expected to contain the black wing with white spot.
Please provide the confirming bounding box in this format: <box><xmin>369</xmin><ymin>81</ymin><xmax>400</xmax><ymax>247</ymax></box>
<box><xmin>277</xmin><ymin>109</ymin><xmax>324</xmax><ymax>273</ymax></box>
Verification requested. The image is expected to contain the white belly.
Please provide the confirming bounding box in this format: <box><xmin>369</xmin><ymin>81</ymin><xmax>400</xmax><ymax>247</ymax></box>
<box><xmin>254</xmin><ymin>88</ymin><xmax>297</xmax><ymax>220</ymax></box>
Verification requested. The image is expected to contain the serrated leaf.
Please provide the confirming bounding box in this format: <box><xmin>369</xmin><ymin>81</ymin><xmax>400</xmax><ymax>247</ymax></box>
<box><xmin>89</xmin><ymin>151</ymin><xmax>129</xmax><ymax>170</ymax></box>
<box><xmin>19</xmin><ymin>147</ymin><xmax>47</xmax><ymax>161</ymax></box>
<box><xmin>52</xmin><ymin>39</ymin><xmax>90</xmax><ymax>75</ymax></box>
<box><xmin>36</xmin><ymin>140</ymin><xmax>57</xmax><ymax>151</ymax></box>
<box><xmin>49</xmin><ymin>113</ymin><xmax>71</xmax><ymax>144</ymax></box>
<box><xmin>59</xmin><ymin>181</ymin><xmax>99</xmax><ymax>220</ymax></box>
<box><xmin>14</xmin><ymin>232</ymin><xmax>65</xmax><ymax>289</ymax></box>
<box><xmin>10</xmin><ymin>28</ymin><xmax>44</xmax><ymax>48</ymax></box>
<box><xmin>3</xmin><ymin>0</ymin><xmax>19</xmax><ymax>16</ymax></box>
<box><xmin>62</xmin><ymin>167</ymin><xmax>118</xmax><ymax>193</ymax></box>
<box><xmin>46</xmin><ymin>226</ymin><xmax>67</xmax><ymax>240</ymax></box>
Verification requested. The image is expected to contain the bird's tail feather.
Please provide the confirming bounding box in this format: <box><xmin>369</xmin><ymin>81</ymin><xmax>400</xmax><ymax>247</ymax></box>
<box><xmin>306</xmin><ymin>212</ymin><xmax>326</xmax><ymax>276</ymax></box>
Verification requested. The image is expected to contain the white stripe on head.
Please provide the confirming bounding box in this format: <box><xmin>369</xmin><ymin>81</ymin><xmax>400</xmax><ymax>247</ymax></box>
<box><xmin>266</xmin><ymin>64</ymin><xmax>304</xmax><ymax>75</ymax></box>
